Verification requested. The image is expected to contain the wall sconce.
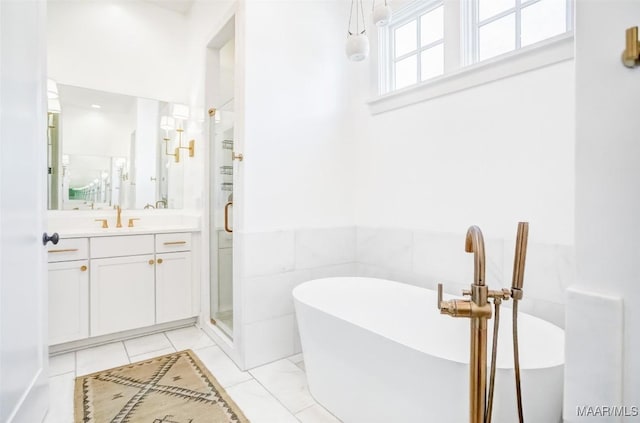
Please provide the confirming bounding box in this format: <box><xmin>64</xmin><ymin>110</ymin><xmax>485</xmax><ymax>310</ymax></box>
<box><xmin>176</xmin><ymin>127</ymin><xmax>195</xmax><ymax>158</ymax></box>
<box><xmin>160</xmin><ymin>115</ymin><xmax>180</xmax><ymax>163</ymax></box>
<box><xmin>622</xmin><ymin>26</ymin><xmax>640</xmax><ymax>68</ymax></box>
<box><xmin>169</xmin><ymin>104</ymin><xmax>195</xmax><ymax>158</ymax></box>
<box><xmin>346</xmin><ymin>0</ymin><xmax>369</xmax><ymax>61</ymax></box>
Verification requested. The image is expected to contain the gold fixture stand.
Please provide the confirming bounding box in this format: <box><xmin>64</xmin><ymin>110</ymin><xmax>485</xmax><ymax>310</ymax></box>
<box><xmin>623</xmin><ymin>26</ymin><xmax>640</xmax><ymax>68</ymax></box>
<box><xmin>437</xmin><ymin>223</ymin><xmax>529</xmax><ymax>423</ymax></box>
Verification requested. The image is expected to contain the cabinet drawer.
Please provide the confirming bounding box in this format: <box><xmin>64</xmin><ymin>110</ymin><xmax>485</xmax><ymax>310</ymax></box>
<box><xmin>90</xmin><ymin>235</ymin><xmax>154</xmax><ymax>258</ymax></box>
<box><xmin>47</xmin><ymin>238</ymin><xmax>88</xmax><ymax>262</ymax></box>
<box><xmin>156</xmin><ymin>233</ymin><xmax>192</xmax><ymax>253</ymax></box>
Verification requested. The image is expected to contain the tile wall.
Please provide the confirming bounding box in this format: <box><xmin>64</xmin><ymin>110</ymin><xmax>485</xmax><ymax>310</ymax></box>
<box><xmin>237</xmin><ymin>226</ymin><xmax>575</xmax><ymax>368</ymax></box>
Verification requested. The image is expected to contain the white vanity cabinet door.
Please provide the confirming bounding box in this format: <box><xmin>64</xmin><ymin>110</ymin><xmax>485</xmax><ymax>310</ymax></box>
<box><xmin>90</xmin><ymin>255</ymin><xmax>156</xmax><ymax>336</ymax></box>
<box><xmin>48</xmin><ymin>260</ymin><xmax>89</xmax><ymax>345</ymax></box>
<box><xmin>155</xmin><ymin>251</ymin><xmax>193</xmax><ymax>324</ymax></box>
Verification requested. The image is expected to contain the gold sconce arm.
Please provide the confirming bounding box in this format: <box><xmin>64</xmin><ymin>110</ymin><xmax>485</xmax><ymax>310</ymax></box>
<box><xmin>623</xmin><ymin>26</ymin><xmax>640</xmax><ymax>68</ymax></box>
<box><xmin>163</xmin><ymin>137</ymin><xmax>180</xmax><ymax>163</ymax></box>
<box><xmin>178</xmin><ymin>139</ymin><xmax>195</xmax><ymax>157</ymax></box>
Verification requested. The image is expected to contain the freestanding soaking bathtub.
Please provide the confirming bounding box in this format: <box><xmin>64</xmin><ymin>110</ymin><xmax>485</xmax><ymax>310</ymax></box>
<box><xmin>293</xmin><ymin>277</ymin><xmax>564</xmax><ymax>423</ymax></box>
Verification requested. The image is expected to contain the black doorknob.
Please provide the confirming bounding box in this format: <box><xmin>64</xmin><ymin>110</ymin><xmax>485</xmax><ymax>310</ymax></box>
<box><xmin>42</xmin><ymin>232</ymin><xmax>59</xmax><ymax>246</ymax></box>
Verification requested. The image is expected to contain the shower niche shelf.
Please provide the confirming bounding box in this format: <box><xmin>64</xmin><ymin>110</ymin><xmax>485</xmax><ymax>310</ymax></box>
<box><xmin>220</xmin><ymin>166</ymin><xmax>233</xmax><ymax>175</ymax></box>
<box><xmin>221</xmin><ymin>182</ymin><xmax>233</xmax><ymax>191</ymax></box>
<box><xmin>222</xmin><ymin>140</ymin><xmax>234</xmax><ymax>150</ymax></box>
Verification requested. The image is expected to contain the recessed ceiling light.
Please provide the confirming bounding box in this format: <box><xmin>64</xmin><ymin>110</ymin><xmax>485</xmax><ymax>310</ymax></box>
<box><xmin>91</xmin><ymin>104</ymin><xmax>101</xmax><ymax>109</ymax></box>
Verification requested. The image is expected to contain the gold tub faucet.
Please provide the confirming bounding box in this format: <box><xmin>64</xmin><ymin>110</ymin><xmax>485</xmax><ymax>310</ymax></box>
<box><xmin>437</xmin><ymin>225</ymin><xmax>491</xmax><ymax>423</ymax></box>
<box><xmin>437</xmin><ymin>223</ymin><xmax>529</xmax><ymax>423</ymax></box>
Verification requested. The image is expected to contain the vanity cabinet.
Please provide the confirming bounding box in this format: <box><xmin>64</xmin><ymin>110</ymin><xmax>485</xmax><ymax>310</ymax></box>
<box><xmin>47</xmin><ymin>239</ymin><xmax>89</xmax><ymax>345</ymax></box>
<box><xmin>47</xmin><ymin>231</ymin><xmax>196</xmax><ymax>347</ymax></box>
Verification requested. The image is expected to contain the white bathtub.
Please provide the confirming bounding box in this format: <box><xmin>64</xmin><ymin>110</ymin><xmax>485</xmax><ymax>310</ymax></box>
<box><xmin>293</xmin><ymin>277</ymin><xmax>564</xmax><ymax>423</ymax></box>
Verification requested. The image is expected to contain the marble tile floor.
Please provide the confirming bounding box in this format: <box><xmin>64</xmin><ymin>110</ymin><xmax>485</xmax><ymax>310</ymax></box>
<box><xmin>45</xmin><ymin>326</ymin><xmax>340</xmax><ymax>423</ymax></box>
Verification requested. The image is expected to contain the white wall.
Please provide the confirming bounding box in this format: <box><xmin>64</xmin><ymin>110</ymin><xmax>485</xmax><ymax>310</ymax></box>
<box><xmin>47</xmin><ymin>1</ymin><xmax>190</xmax><ymax>104</ymax></box>
<box><xmin>565</xmin><ymin>1</ymin><xmax>640</xmax><ymax>420</ymax></box>
<box><xmin>241</xmin><ymin>0</ymin><xmax>357</xmax><ymax>232</ymax></box>
<box><xmin>354</xmin><ymin>61</ymin><xmax>575</xmax><ymax>245</ymax></box>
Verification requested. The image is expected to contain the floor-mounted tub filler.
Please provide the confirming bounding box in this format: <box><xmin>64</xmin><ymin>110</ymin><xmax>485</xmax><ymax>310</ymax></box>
<box><xmin>294</xmin><ymin>274</ymin><xmax>564</xmax><ymax>423</ymax></box>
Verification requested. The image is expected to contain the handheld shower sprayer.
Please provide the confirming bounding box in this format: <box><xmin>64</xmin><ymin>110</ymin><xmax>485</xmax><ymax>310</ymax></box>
<box><xmin>510</xmin><ymin>222</ymin><xmax>529</xmax><ymax>423</ymax></box>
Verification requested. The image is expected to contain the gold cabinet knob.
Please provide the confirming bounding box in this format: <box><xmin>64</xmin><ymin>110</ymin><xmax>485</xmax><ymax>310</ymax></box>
<box><xmin>148</xmin><ymin>259</ymin><xmax>155</xmax><ymax>265</ymax></box>
<box><xmin>80</xmin><ymin>265</ymin><xmax>88</xmax><ymax>272</ymax></box>
<box><xmin>157</xmin><ymin>258</ymin><xmax>163</xmax><ymax>264</ymax></box>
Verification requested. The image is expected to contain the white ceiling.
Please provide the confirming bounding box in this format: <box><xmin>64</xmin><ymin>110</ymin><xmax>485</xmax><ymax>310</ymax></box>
<box><xmin>143</xmin><ymin>0</ymin><xmax>195</xmax><ymax>14</ymax></box>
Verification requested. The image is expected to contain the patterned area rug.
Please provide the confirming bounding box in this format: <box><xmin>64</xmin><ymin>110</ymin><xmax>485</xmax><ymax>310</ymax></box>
<box><xmin>75</xmin><ymin>349</ymin><xmax>249</xmax><ymax>423</ymax></box>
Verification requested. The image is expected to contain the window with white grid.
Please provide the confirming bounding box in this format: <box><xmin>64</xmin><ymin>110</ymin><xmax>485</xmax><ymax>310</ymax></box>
<box><xmin>467</xmin><ymin>0</ymin><xmax>572</xmax><ymax>64</ymax></box>
<box><xmin>389</xmin><ymin>1</ymin><xmax>444</xmax><ymax>91</ymax></box>
<box><xmin>379</xmin><ymin>0</ymin><xmax>573</xmax><ymax>98</ymax></box>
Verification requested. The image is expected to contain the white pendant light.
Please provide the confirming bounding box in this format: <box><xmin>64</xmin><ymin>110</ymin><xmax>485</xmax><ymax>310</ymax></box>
<box><xmin>372</xmin><ymin>0</ymin><xmax>392</xmax><ymax>27</ymax></box>
<box><xmin>346</xmin><ymin>0</ymin><xmax>369</xmax><ymax>62</ymax></box>
<box><xmin>346</xmin><ymin>34</ymin><xmax>370</xmax><ymax>62</ymax></box>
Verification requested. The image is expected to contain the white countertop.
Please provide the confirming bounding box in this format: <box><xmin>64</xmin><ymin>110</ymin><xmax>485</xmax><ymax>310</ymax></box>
<box><xmin>56</xmin><ymin>225</ymin><xmax>200</xmax><ymax>239</ymax></box>
<box><xmin>47</xmin><ymin>210</ymin><xmax>202</xmax><ymax>238</ymax></box>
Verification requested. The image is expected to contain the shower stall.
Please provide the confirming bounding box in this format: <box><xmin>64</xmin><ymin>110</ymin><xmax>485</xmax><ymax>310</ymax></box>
<box><xmin>209</xmin><ymin>102</ymin><xmax>235</xmax><ymax>338</ymax></box>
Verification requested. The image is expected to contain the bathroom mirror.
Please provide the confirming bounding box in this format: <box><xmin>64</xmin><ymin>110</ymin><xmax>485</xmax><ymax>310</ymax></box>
<box><xmin>47</xmin><ymin>83</ymin><xmax>185</xmax><ymax>210</ymax></box>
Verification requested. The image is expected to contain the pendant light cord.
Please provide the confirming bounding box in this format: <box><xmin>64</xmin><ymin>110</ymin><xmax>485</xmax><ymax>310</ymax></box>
<box><xmin>359</xmin><ymin>0</ymin><xmax>366</xmax><ymax>34</ymax></box>
<box><xmin>348</xmin><ymin>0</ymin><xmax>366</xmax><ymax>35</ymax></box>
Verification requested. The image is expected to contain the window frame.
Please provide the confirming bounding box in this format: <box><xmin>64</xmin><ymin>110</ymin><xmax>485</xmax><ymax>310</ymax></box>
<box><xmin>377</xmin><ymin>0</ymin><xmax>574</xmax><ymax>102</ymax></box>
<box><xmin>379</xmin><ymin>0</ymin><xmax>446</xmax><ymax>95</ymax></box>
<box><xmin>462</xmin><ymin>0</ymin><xmax>575</xmax><ymax>66</ymax></box>
<box><xmin>388</xmin><ymin>0</ymin><xmax>445</xmax><ymax>91</ymax></box>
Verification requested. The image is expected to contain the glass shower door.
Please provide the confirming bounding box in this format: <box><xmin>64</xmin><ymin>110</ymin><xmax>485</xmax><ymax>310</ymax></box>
<box><xmin>209</xmin><ymin>103</ymin><xmax>234</xmax><ymax>338</ymax></box>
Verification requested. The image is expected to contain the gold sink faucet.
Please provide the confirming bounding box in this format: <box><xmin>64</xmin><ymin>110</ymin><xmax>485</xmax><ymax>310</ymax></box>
<box><xmin>116</xmin><ymin>206</ymin><xmax>123</xmax><ymax>228</ymax></box>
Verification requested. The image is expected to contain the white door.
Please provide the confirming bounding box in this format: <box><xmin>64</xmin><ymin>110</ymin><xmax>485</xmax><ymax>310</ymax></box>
<box><xmin>0</xmin><ymin>0</ymin><xmax>49</xmax><ymax>422</ymax></box>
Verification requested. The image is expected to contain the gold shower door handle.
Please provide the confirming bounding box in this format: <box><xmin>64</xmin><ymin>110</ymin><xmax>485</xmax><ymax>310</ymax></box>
<box><xmin>224</xmin><ymin>201</ymin><xmax>233</xmax><ymax>233</ymax></box>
